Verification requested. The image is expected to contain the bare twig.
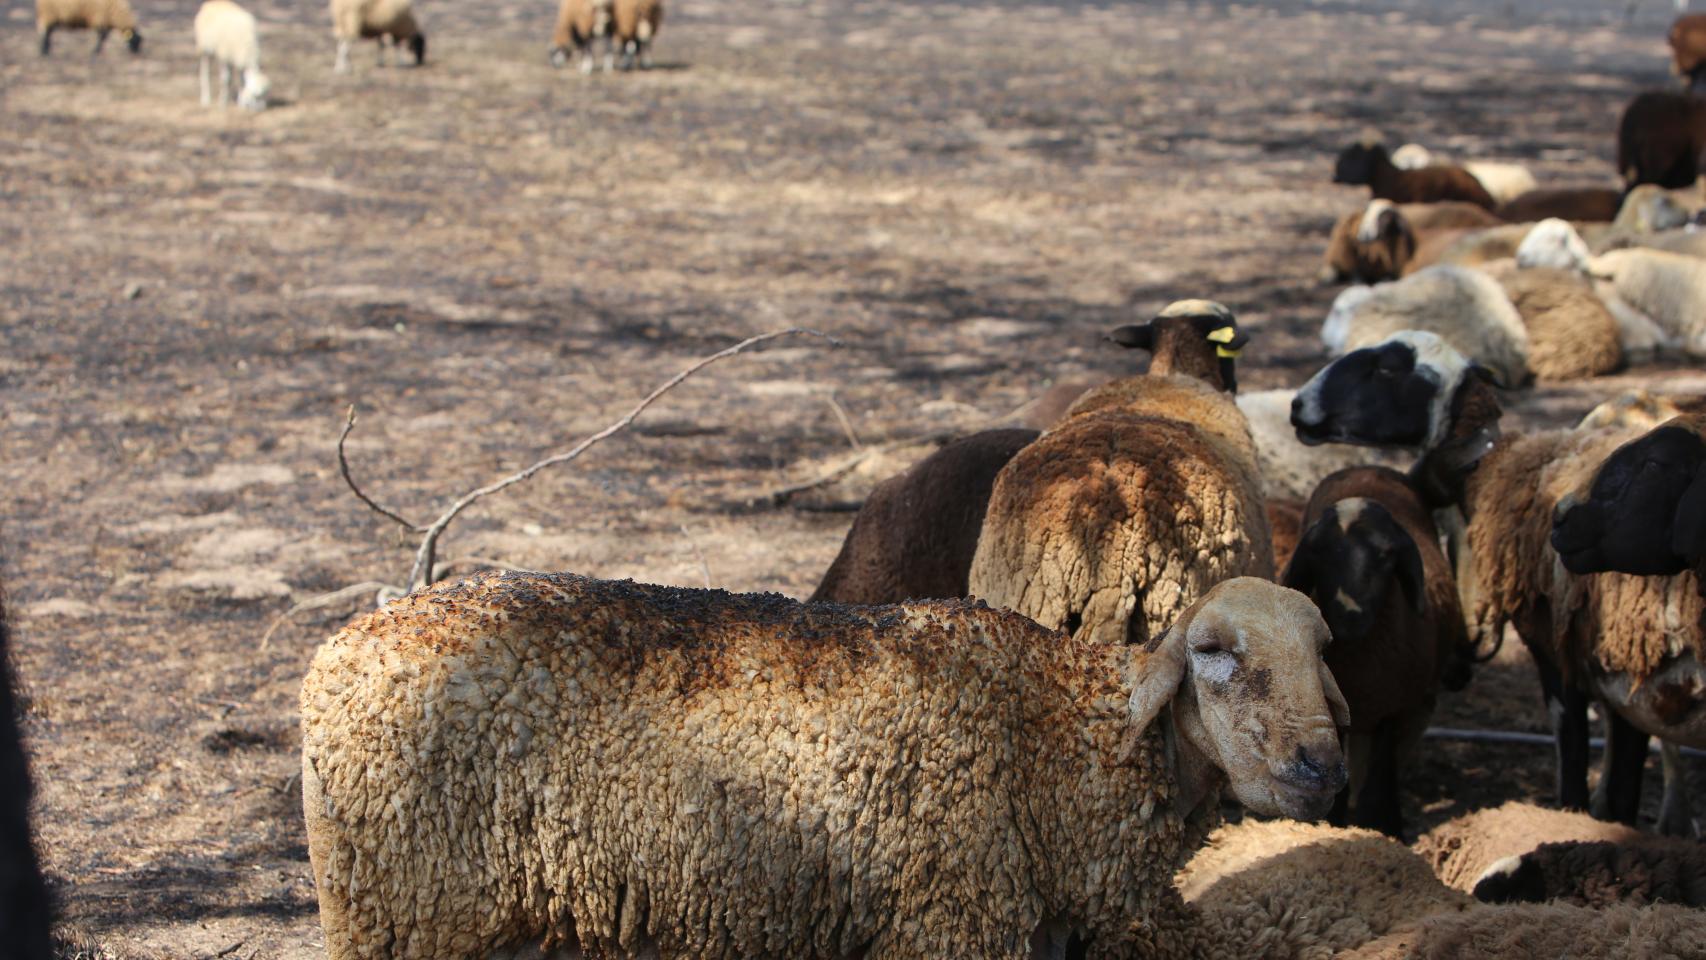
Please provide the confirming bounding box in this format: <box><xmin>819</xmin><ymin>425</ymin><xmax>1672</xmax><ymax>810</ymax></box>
<box><xmin>258</xmin><ymin>581</ymin><xmax>398</xmax><ymax>650</ymax></box>
<box><xmin>338</xmin><ymin>406</ymin><xmax>424</xmax><ymax>532</ymax></box>
<box><xmin>678</xmin><ymin>524</ymin><xmax>712</xmax><ymax>588</ymax></box>
<box><xmin>822</xmin><ymin>391</ymin><xmax>862</xmax><ymax>450</ymax></box>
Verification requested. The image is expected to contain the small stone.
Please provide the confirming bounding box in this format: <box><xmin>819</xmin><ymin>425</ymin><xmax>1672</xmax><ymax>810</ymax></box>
<box><xmin>123</xmin><ymin>282</ymin><xmax>143</xmax><ymax>300</ymax></box>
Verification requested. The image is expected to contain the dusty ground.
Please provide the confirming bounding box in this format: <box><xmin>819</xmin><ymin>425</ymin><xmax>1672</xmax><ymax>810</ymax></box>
<box><xmin>4</xmin><ymin>0</ymin><xmax>1706</xmax><ymax>954</ymax></box>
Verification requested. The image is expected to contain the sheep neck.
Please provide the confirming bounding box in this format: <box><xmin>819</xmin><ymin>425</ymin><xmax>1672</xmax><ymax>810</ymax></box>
<box><xmin>1145</xmin><ymin>320</ymin><xmax>1225</xmax><ymax>390</ymax></box>
<box><xmin>1409</xmin><ymin>374</ymin><xmax>1504</xmax><ymax>511</ymax></box>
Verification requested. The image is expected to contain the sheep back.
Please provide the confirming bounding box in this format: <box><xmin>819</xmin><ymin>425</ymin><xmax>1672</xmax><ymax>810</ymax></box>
<box><xmin>35</xmin><ymin>0</ymin><xmax>135</xmax><ymax>32</ymax></box>
<box><xmin>302</xmin><ymin>571</ymin><xmax>1198</xmax><ymax>960</ymax></box>
<box><xmin>968</xmin><ymin>404</ymin><xmax>1271</xmax><ymax>646</ymax></box>
<box><xmin>1476</xmin><ymin>261</ymin><xmax>1622</xmax><ymax>381</ymax></box>
<box><xmin>331</xmin><ymin>0</ymin><xmax>417</xmax><ymax>40</ymax></box>
<box><xmin>194</xmin><ymin>0</ymin><xmax>259</xmax><ymax>68</ymax></box>
<box><xmin>1592</xmin><ymin>248</ymin><xmax>1706</xmax><ymax>357</ymax></box>
<box><xmin>1337</xmin><ymin>266</ymin><xmax>1532</xmax><ymax>389</ymax></box>
<box><xmin>1495</xmin><ymin>188</ymin><xmax>1624</xmax><ymax>224</ymax></box>
<box><xmin>1617</xmin><ymin>91</ymin><xmax>1706</xmax><ymax>191</ymax></box>
<box><xmin>1412</xmin><ymin>801</ymin><xmax>1642</xmax><ymax>892</ymax></box>
<box><xmin>810</xmin><ymin>428</ymin><xmax>1037</xmax><ymax>604</ymax></box>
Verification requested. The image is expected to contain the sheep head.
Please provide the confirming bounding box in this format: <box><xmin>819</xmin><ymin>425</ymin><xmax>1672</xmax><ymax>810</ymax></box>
<box><xmin>1332</xmin><ymin>139</ymin><xmax>1386</xmax><ymax>185</ymax></box>
<box><xmin>1284</xmin><ymin>497</ymin><xmax>1425</xmax><ymax>644</ymax></box>
<box><xmin>1551</xmin><ymin>422</ymin><xmax>1706</xmax><ymax>576</ymax></box>
<box><xmin>124</xmin><ymin>28</ymin><xmax>142</xmax><ymax>54</ymax></box>
<box><xmin>1129</xmin><ymin>577</ymin><xmax>1349</xmax><ymax>821</ymax></box>
<box><xmin>1106</xmin><ymin>299</ymin><xmax>1248</xmax><ymax>393</ymax></box>
<box><xmin>239</xmin><ymin>69</ymin><xmax>270</xmax><ymax>111</ymax></box>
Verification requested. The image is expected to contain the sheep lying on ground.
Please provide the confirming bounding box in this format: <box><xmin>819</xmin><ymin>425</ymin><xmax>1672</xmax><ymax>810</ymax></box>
<box><xmin>1385</xmin><ymin>145</ymin><xmax>1538</xmax><ymax>205</ymax></box>
<box><xmin>1333</xmin><ymin>138</ymin><xmax>1497</xmax><ymax>209</ymax></box>
<box><xmin>810</xmin><ymin>428</ymin><xmax>1037</xmax><ymax>604</ymax></box>
<box><xmin>302</xmin><ymin>572</ymin><xmax>1349</xmax><ymax>959</ymax></box>
<box><xmin>1340</xmin><ymin>902</ymin><xmax>1706</xmax><ymax>959</ymax></box>
<box><xmin>36</xmin><ymin>0</ymin><xmax>140</xmax><ymax>55</ymax></box>
<box><xmin>611</xmin><ymin>0</ymin><xmax>662</xmax><ymax>69</ymax></box>
<box><xmin>1617</xmin><ymin>90</ymin><xmax>1706</xmax><ymax>190</ymax></box>
<box><xmin>1473</xmin><ymin>837</ymin><xmax>1706</xmax><ymax>907</ymax></box>
<box><xmin>549</xmin><ymin>0</ymin><xmax>613</xmax><ymax>71</ymax></box>
<box><xmin>1320</xmin><ymin>266</ymin><xmax>1532</xmax><ymax>388</ymax></box>
<box><xmin>330</xmin><ymin>0</ymin><xmax>424</xmax><ymax>72</ymax></box>
<box><xmin>1518</xmin><ymin>217</ymin><xmax>1706</xmax><ymax>359</ymax></box>
<box><xmin>1283</xmin><ymin>467</ymin><xmax>1474</xmax><ymax>837</ymax></box>
<box><xmin>969</xmin><ymin>300</ymin><xmax>1272</xmax><ymax>647</ymax></box>
<box><xmin>194</xmin><ymin>0</ymin><xmax>269</xmax><ymax>110</ymax></box>
<box><xmin>1672</xmin><ymin>13</ymin><xmax>1706</xmax><ymax>90</ymax></box>
<box><xmin>1474</xmin><ymin>260</ymin><xmax>1623</xmax><ymax>381</ymax></box>
<box><xmin>1494</xmin><ymin>187</ymin><xmax>1624</xmax><ymax>223</ymax></box>
<box><xmin>1413</xmin><ymin>802</ymin><xmax>1644</xmax><ymax>892</ymax></box>
<box><xmin>1178</xmin><ymin>820</ymin><xmax>1473</xmax><ymax>959</ymax></box>
<box><xmin>1320</xmin><ymin>200</ymin><xmax>1503</xmax><ymax>284</ymax></box>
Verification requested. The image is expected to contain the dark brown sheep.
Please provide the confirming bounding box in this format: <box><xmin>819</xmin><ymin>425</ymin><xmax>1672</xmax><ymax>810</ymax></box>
<box><xmin>1474</xmin><ymin>838</ymin><xmax>1706</xmax><ymax>908</ymax></box>
<box><xmin>1495</xmin><ymin>187</ymin><xmax>1625</xmax><ymax>223</ymax></box>
<box><xmin>1669</xmin><ymin>14</ymin><xmax>1706</xmax><ymax>92</ymax></box>
<box><xmin>1616</xmin><ymin>91</ymin><xmax>1706</xmax><ymax>191</ymax></box>
<box><xmin>1333</xmin><ymin>141</ymin><xmax>1497</xmax><ymax>209</ymax></box>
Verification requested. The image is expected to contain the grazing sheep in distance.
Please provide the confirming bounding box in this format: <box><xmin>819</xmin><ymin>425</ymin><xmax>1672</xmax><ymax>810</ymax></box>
<box><xmin>611</xmin><ymin>0</ymin><xmax>662</xmax><ymax>69</ymax></box>
<box><xmin>36</xmin><ymin>0</ymin><xmax>140</xmax><ymax>55</ymax></box>
<box><xmin>1670</xmin><ymin>13</ymin><xmax>1706</xmax><ymax>90</ymax></box>
<box><xmin>1413</xmin><ymin>801</ymin><xmax>1644</xmax><ymax>892</ymax></box>
<box><xmin>330</xmin><ymin>0</ymin><xmax>424</xmax><ymax>72</ymax></box>
<box><xmin>1495</xmin><ymin>187</ymin><xmax>1625</xmax><ymax>223</ymax></box>
<box><xmin>301</xmin><ymin>572</ymin><xmax>1350</xmax><ymax>959</ymax></box>
<box><xmin>1340</xmin><ymin>902</ymin><xmax>1706</xmax><ymax>959</ymax></box>
<box><xmin>1473</xmin><ymin>838</ymin><xmax>1706</xmax><ymax>907</ymax></box>
<box><xmin>810</xmin><ymin>428</ymin><xmax>1037</xmax><ymax>604</ymax></box>
<box><xmin>549</xmin><ymin>0</ymin><xmax>612</xmax><ymax>72</ymax></box>
<box><xmin>194</xmin><ymin>0</ymin><xmax>269</xmax><ymax>111</ymax></box>
<box><xmin>969</xmin><ymin>300</ymin><xmax>1273</xmax><ymax>647</ymax></box>
<box><xmin>1332</xmin><ymin>138</ymin><xmax>1497</xmax><ymax>209</ymax></box>
<box><xmin>1283</xmin><ymin>467</ymin><xmax>1474</xmax><ymax>837</ymax></box>
<box><xmin>1617</xmin><ymin>90</ymin><xmax>1706</xmax><ymax>190</ymax></box>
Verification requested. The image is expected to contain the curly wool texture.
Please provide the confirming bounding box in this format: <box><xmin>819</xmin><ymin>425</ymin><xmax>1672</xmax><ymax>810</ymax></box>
<box><xmin>811</xmin><ymin>428</ymin><xmax>1038</xmax><ymax>604</ymax></box>
<box><xmin>301</xmin><ymin>571</ymin><xmax>1219</xmax><ymax>960</ymax></box>
<box><xmin>1412</xmin><ymin>802</ymin><xmax>1642</xmax><ymax>892</ymax></box>
<box><xmin>1589</xmin><ymin>248</ymin><xmax>1706</xmax><ymax>358</ymax></box>
<box><xmin>1475</xmin><ymin>261</ymin><xmax>1622</xmax><ymax>381</ymax></box>
<box><xmin>1338</xmin><ymin>901</ymin><xmax>1706</xmax><ymax>959</ymax></box>
<box><xmin>969</xmin><ymin>376</ymin><xmax>1270</xmax><ymax>646</ymax></box>
<box><xmin>1334</xmin><ymin>266</ymin><xmax>1532</xmax><ymax>389</ymax></box>
<box><xmin>1177</xmin><ymin>820</ymin><xmax>1471</xmax><ymax>960</ymax></box>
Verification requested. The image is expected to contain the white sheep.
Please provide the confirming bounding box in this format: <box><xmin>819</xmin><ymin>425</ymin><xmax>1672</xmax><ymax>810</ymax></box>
<box><xmin>1235</xmin><ymin>388</ymin><xmax>1406</xmax><ymax>502</ymax></box>
<box><xmin>1320</xmin><ymin>265</ymin><xmax>1533</xmax><ymax>389</ymax></box>
<box><xmin>1518</xmin><ymin>217</ymin><xmax>1706</xmax><ymax>359</ymax></box>
<box><xmin>36</xmin><ymin>0</ymin><xmax>141</xmax><ymax>56</ymax></box>
<box><xmin>194</xmin><ymin>0</ymin><xmax>269</xmax><ymax>111</ymax></box>
<box><xmin>301</xmin><ymin>571</ymin><xmax>1350</xmax><ymax>959</ymax></box>
<box><xmin>330</xmin><ymin>0</ymin><xmax>424</xmax><ymax>73</ymax></box>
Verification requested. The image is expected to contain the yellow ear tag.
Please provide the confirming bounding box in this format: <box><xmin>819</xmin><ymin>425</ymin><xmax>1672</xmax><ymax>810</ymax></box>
<box><xmin>1216</xmin><ymin>345</ymin><xmax>1242</xmax><ymax>358</ymax></box>
<box><xmin>1206</xmin><ymin>326</ymin><xmax>1241</xmax><ymax>358</ymax></box>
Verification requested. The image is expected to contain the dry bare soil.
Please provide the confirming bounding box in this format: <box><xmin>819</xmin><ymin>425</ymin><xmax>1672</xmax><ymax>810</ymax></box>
<box><xmin>5</xmin><ymin>0</ymin><xmax>1706</xmax><ymax>954</ymax></box>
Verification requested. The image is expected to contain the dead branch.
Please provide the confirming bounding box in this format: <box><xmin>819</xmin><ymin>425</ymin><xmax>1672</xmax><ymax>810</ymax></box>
<box><xmin>822</xmin><ymin>391</ymin><xmax>862</xmax><ymax>450</ymax></box>
<box><xmin>258</xmin><ymin>582</ymin><xmax>396</xmax><ymax>651</ymax></box>
<box><xmin>338</xmin><ymin>407</ymin><xmax>424</xmax><ymax>532</ymax></box>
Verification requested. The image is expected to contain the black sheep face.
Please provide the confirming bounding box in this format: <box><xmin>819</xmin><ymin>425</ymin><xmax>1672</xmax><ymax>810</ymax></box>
<box><xmin>1283</xmin><ymin>499</ymin><xmax>1425</xmax><ymax>651</ymax></box>
<box><xmin>1551</xmin><ymin>425</ymin><xmax>1706</xmax><ymax>576</ymax></box>
<box><xmin>1290</xmin><ymin>338</ymin><xmax>1450</xmax><ymax>449</ymax></box>
<box><xmin>1333</xmin><ymin>143</ymin><xmax>1381</xmax><ymax>185</ymax></box>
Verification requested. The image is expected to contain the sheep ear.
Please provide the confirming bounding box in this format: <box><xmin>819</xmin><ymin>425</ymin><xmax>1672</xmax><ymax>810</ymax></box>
<box><xmin>1107</xmin><ymin>323</ymin><xmax>1154</xmax><ymax>352</ymax></box>
<box><xmin>1318</xmin><ymin>661</ymin><xmax>1352</xmax><ymax>729</ymax></box>
<box><xmin>1128</xmin><ymin>627</ymin><xmax>1187</xmax><ymax>732</ymax></box>
<box><xmin>1671</xmin><ymin>463</ymin><xmax>1706</xmax><ymax>565</ymax></box>
<box><xmin>1283</xmin><ymin>516</ymin><xmax>1331</xmax><ymax>597</ymax></box>
<box><xmin>1395</xmin><ymin>534</ymin><xmax>1428</xmax><ymax>614</ymax></box>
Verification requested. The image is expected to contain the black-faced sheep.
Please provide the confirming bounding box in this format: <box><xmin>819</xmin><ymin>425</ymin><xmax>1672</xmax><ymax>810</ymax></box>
<box><xmin>1473</xmin><ymin>837</ymin><xmax>1706</xmax><ymax>907</ymax></box>
<box><xmin>969</xmin><ymin>300</ymin><xmax>1272</xmax><ymax>647</ymax></box>
<box><xmin>1670</xmin><ymin>13</ymin><xmax>1706</xmax><ymax>91</ymax></box>
<box><xmin>1319</xmin><ymin>267</ymin><xmax>1532</xmax><ymax>389</ymax></box>
<box><xmin>36</xmin><ymin>0</ymin><xmax>140</xmax><ymax>55</ymax></box>
<box><xmin>0</xmin><ymin>590</ymin><xmax>52</xmax><ymax>960</ymax></box>
<box><xmin>809</xmin><ymin>428</ymin><xmax>1038</xmax><ymax>604</ymax></box>
<box><xmin>1414</xmin><ymin>801</ymin><xmax>1645</xmax><ymax>893</ymax></box>
<box><xmin>549</xmin><ymin>0</ymin><xmax>613</xmax><ymax>72</ymax></box>
<box><xmin>1616</xmin><ymin>90</ymin><xmax>1706</xmax><ymax>190</ymax></box>
<box><xmin>1332</xmin><ymin>139</ymin><xmax>1498</xmax><ymax>210</ymax></box>
<box><xmin>330</xmin><ymin>0</ymin><xmax>424</xmax><ymax>73</ymax></box>
<box><xmin>194</xmin><ymin>0</ymin><xmax>269</xmax><ymax>111</ymax></box>
<box><xmin>1283</xmin><ymin>467</ymin><xmax>1474</xmax><ymax>838</ymax></box>
<box><xmin>301</xmin><ymin>572</ymin><xmax>1349</xmax><ymax>959</ymax></box>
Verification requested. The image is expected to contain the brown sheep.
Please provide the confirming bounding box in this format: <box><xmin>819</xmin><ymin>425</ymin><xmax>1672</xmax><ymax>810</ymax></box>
<box><xmin>1321</xmin><ymin>201</ymin><xmax>1504</xmax><ymax>284</ymax></box>
<box><xmin>1669</xmin><ymin>13</ymin><xmax>1706</xmax><ymax>91</ymax></box>
<box><xmin>1332</xmin><ymin>139</ymin><xmax>1497</xmax><ymax>209</ymax></box>
<box><xmin>809</xmin><ymin>428</ymin><xmax>1037</xmax><ymax>604</ymax></box>
<box><xmin>549</xmin><ymin>0</ymin><xmax>612</xmax><ymax>71</ymax></box>
<box><xmin>1282</xmin><ymin>467</ymin><xmax>1473</xmax><ymax>838</ymax></box>
<box><xmin>611</xmin><ymin>0</ymin><xmax>661</xmax><ymax>69</ymax></box>
<box><xmin>1495</xmin><ymin>187</ymin><xmax>1625</xmax><ymax>223</ymax></box>
<box><xmin>36</xmin><ymin>0</ymin><xmax>141</xmax><ymax>55</ymax></box>
<box><xmin>1616</xmin><ymin>91</ymin><xmax>1706</xmax><ymax>191</ymax></box>
<box><xmin>1476</xmin><ymin>261</ymin><xmax>1624</xmax><ymax>381</ymax></box>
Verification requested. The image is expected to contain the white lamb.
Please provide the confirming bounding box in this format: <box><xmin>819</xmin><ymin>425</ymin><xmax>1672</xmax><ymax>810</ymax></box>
<box><xmin>194</xmin><ymin>0</ymin><xmax>268</xmax><ymax>111</ymax></box>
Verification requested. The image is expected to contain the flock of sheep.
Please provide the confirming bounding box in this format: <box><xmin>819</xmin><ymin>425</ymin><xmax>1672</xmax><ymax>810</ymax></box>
<box><xmin>12</xmin><ymin>4</ymin><xmax>1706</xmax><ymax>960</ymax></box>
<box><xmin>31</xmin><ymin>0</ymin><xmax>662</xmax><ymax>113</ymax></box>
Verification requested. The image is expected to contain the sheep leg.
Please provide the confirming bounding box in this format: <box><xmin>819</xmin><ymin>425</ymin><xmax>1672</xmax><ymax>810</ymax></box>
<box><xmin>218</xmin><ymin>61</ymin><xmax>232</xmax><ymax>107</ymax></box>
<box><xmin>1657</xmin><ymin>741</ymin><xmax>1696</xmax><ymax>837</ymax></box>
<box><xmin>39</xmin><ymin>25</ymin><xmax>53</xmax><ymax>56</ymax></box>
<box><xmin>1353</xmin><ymin>712</ymin><xmax>1423</xmax><ymax>840</ymax></box>
<box><xmin>334</xmin><ymin>38</ymin><xmax>351</xmax><ymax>73</ymax></box>
<box><xmin>638</xmin><ymin>39</ymin><xmax>652</xmax><ymax>70</ymax></box>
<box><xmin>92</xmin><ymin>28</ymin><xmax>109</xmax><ymax>55</ymax></box>
<box><xmin>603</xmin><ymin>35</ymin><xmax>615</xmax><ymax>72</ymax></box>
<box><xmin>1536</xmin><ymin>655</ymin><xmax>1591</xmax><ymax>810</ymax></box>
<box><xmin>1591</xmin><ymin>711</ymin><xmax>1649</xmax><ymax>825</ymax></box>
<box><xmin>375</xmin><ymin>35</ymin><xmax>388</xmax><ymax>67</ymax></box>
<box><xmin>199</xmin><ymin>54</ymin><xmax>212</xmax><ymax>106</ymax></box>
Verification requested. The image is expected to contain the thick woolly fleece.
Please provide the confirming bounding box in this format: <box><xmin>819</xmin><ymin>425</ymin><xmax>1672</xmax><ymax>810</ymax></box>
<box><xmin>1339</xmin><ymin>901</ymin><xmax>1706</xmax><ymax>959</ymax></box>
<box><xmin>302</xmin><ymin>571</ymin><xmax>1225</xmax><ymax>960</ymax></box>
<box><xmin>1332</xmin><ymin>265</ymin><xmax>1533</xmax><ymax>388</ymax></box>
<box><xmin>1412</xmin><ymin>802</ymin><xmax>1642</xmax><ymax>892</ymax></box>
<box><xmin>1475</xmin><ymin>261</ymin><xmax>1622</xmax><ymax>381</ymax></box>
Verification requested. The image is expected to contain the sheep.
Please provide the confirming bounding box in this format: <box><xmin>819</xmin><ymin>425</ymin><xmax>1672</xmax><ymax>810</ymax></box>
<box><xmin>549</xmin><ymin>0</ymin><xmax>613</xmax><ymax>72</ymax></box>
<box><xmin>1616</xmin><ymin>90</ymin><xmax>1706</xmax><ymax>190</ymax></box>
<box><xmin>1473</xmin><ymin>260</ymin><xmax>1623</xmax><ymax>381</ymax></box>
<box><xmin>1282</xmin><ymin>467</ymin><xmax>1475</xmax><ymax>837</ymax></box>
<box><xmin>809</xmin><ymin>428</ymin><xmax>1038</xmax><ymax>604</ymax></box>
<box><xmin>1319</xmin><ymin>265</ymin><xmax>1532</xmax><ymax>389</ymax></box>
<box><xmin>0</xmin><ymin>590</ymin><xmax>52</xmax><ymax>960</ymax></box>
<box><xmin>1178</xmin><ymin>820</ymin><xmax>1474</xmax><ymax>959</ymax></box>
<box><xmin>1385</xmin><ymin>146</ymin><xmax>1538</xmax><ymax>205</ymax></box>
<box><xmin>1320</xmin><ymin>200</ymin><xmax>1503</xmax><ymax>284</ymax></box>
<box><xmin>1495</xmin><ymin>187</ymin><xmax>1624</xmax><ymax>223</ymax></box>
<box><xmin>1236</xmin><ymin>388</ymin><xmax>1408</xmax><ymax>502</ymax></box>
<box><xmin>301</xmin><ymin>571</ymin><xmax>1351</xmax><ymax>960</ymax></box>
<box><xmin>967</xmin><ymin>300</ymin><xmax>1272</xmax><ymax>648</ymax></box>
<box><xmin>1332</xmin><ymin>138</ymin><xmax>1498</xmax><ymax>209</ymax></box>
<box><xmin>1518</xmin><ymin>217</ymin><xmax>1706</xmax><ymax>359</ymax></box>
<box><xmin>1340</xmin><ymin>902</ymin><xmax>1706</xmax><ymax>960</ymax></box>
<box><xmin>1670</xmin><ymin>13</ymin><xmax>1706</xmax><ymax>91</ymax></box>
<box><xmin>35</xmin><ymin>0</ymin><xmax>140</xmax><ymax>56</ymax></box>
<box><xmin>194</xmin><ymin>0</ymin><xmax>269</xmax><ymax>111</ymax></box>
<box><xmin>1472</xmin><ymin>838</ymin><xmax>1706</xmax><ymax>907</ymax></box>
<box><xmin>330</xmin><ymin>0</ymin><xmax>424</xmax><ymax>73</ymax></box>
<box><xmin>1412</xmin><ymin>801</ymin><xmax>1644</xmax><ymax>892</ymax></box>
<box><xmin>611</xmin><ymin>0</ymin><xmax>662</xmax><ymax>70</ymax></box>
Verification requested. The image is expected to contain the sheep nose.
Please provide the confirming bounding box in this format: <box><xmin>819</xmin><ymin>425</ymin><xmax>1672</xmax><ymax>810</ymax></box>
<box><xmin>1288</xmin><ymin>744</ymin><xmax>1347</xmax><ymax>794</ymax></box>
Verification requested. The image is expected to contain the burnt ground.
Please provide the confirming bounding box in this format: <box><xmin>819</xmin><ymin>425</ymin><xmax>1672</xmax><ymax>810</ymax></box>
<box><xmin>4</xmin><ymin>0</ymin><xmax>1706</xmax><ymax>954</ymax></box>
